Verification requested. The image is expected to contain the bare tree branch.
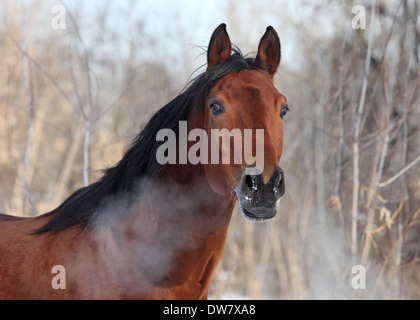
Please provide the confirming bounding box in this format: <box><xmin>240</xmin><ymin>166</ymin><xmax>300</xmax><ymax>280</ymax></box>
<box><xmin>378</xmin><ymin>153</ymin><xmax>420</xmax><ymax>188</ymax></box>
<box><xmin>351</xmin><ymin>0</ymin><xmax>377</xmax><ymax>257</ymax></box>
<box><xmin>20</xmin><ymin>0</ymin><xmax>37</xmax><ymax>216</ymax></box>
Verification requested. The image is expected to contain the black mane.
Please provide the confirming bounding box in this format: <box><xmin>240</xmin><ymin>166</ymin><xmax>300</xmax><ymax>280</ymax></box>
<box><xmin>34</xmin><ymin>49</ymin><xmax>262</xmax><ymax>235</ymax></box>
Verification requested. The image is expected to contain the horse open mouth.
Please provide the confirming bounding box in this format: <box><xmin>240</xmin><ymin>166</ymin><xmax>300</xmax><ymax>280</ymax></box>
<box><xmin>235</xmin><ymin>167</ymin><xmax>284</xmax><ymax>222</ymax></box>
<box><xmin>237</xmin><ymin>198</ymin><xmax>279</xmax><ymax>222</ymax></box>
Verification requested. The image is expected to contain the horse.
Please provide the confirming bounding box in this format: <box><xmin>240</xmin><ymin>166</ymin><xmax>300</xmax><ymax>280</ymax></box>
<box><xmin>0</xmin><ymin>23</ymin><xmax>288</xmax><ymax>299</ymax></box>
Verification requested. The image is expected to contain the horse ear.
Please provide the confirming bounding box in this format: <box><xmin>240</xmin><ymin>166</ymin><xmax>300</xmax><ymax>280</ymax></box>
<box><xmin>207</xmin><ymin>23</ymin><xmax>232</xmax><ymax>71</ymax></box>
<box><xmin>255</xmin><ymin>26</ymin><xmax>281</xmax><ymax>77</ymax></box>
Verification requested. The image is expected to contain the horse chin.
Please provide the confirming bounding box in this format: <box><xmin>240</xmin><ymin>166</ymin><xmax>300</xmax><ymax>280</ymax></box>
<box><xmin>235</xmin><ymin>186</ymin><xmax>280</xmax><ymax>223</ymax></box>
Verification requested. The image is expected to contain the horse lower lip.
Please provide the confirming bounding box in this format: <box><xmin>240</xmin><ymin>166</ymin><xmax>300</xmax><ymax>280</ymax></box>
<box><xmin>242</xmin><ymin>207</ymin><xmax>276</xmax><ymax>220</ymax></box>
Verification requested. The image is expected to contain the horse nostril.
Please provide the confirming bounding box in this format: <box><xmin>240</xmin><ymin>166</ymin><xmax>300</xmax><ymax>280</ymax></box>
<box><xmin>271</xmin><ymin>170</ymin><xmax>283</xmax><ymax>187</ymax></box>
<box><xmin>272</xmin><ymin>168</ymin><xmax>285</xmax><ymax>198</ymax></box>
<box><xmin>275</xmin><ymin>172</ymin><xmax>282</xmax><ymax>186</ymax></box>
<box><xmin>246</xmin><ymin>175</ymin><xmax>258</xmax><ymax>191</ymax></box>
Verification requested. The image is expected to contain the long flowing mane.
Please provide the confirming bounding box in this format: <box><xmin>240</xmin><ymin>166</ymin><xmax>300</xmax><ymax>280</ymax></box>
<box><xmin>33</xmin><ymin>49</ymin><xmax>262</xmax><ymax>235</ymax></box>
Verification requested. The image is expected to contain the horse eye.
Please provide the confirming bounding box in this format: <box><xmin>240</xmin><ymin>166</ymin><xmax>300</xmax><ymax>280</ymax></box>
<box><xmin>280</xmin><ymin>104</ymin><xmax>289</xmax><ymax>119</ymax></box>
<box><xmin>210</xmin><ymin>103</ymin><xmax>224</xmax><ymax>116</ymax></box>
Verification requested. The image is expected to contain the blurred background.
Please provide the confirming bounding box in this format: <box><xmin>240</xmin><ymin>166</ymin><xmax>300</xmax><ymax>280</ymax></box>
<box><xmin>0</xmin><ymin>0</ymin><xmax>419</xmax><ymax>299</ymax></box>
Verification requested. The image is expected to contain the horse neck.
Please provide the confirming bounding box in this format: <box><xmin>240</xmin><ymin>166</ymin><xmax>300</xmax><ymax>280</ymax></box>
<box><xmin>149</xmin><ymin>101</ymin><xmax>235</xmax><ymax>231</ymax></box>
<box><xmin>90</xmin><ymin>160</ymin><xmax>233</xmax><ymax>297</ymax></box>
<box><xmin>140</xmin><ymin>145</ymin><xmax>235</xmax><ymax>242</ymax></box>
<box><xmin>56</xmin><ymin>105</ymin><xmax>236</xmax><ymax>298</ymax></box>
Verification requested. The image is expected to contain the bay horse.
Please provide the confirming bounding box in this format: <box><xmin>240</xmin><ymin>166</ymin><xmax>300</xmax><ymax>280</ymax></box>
<box><xmin>0</xmin><ymin>24</ymin><xmax>289</xmax><ymax>299</ymax></box>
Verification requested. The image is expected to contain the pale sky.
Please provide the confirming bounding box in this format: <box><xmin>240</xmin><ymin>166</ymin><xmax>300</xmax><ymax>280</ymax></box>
<box><xmin>57</xmin><ymin>0</ymin><xmax>344</xmax><ymax>73</ymax></box>
<box><xmin>2</xmin><ymin>0</ymin><xmax>352</xmax><ymax>78</ymax></box>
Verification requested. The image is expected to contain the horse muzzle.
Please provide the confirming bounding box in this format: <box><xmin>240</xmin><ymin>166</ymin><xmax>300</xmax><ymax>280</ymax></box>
<box><xmin>236</xmin><ymin>166</ymin><xmax>285</xmax><ymax>222</ymax></box>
